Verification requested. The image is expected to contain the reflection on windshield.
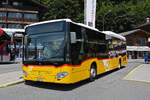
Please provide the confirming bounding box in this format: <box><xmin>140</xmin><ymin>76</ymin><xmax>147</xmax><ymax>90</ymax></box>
<box><xmin>25</xmin><ymin>32</ymin><xmax>65</xmax><ymax>61</ymax></box>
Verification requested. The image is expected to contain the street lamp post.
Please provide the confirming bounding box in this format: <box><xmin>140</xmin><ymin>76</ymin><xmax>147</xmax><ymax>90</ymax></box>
<box><xmin>103</xmin><ymin>10</ymin><xmax>111</xmax><ymax>31</ymax></box>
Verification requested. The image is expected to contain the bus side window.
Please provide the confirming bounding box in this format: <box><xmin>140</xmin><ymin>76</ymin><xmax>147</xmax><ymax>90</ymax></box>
<box><xmin>70</xmin><ymin>23</ymin><xmax>83</xmax><ymax>65</ymax></box>
<box><xmin>85</xmin><ymin>29</ymin><xmax>107</xmax><ymax>59</ymax></box>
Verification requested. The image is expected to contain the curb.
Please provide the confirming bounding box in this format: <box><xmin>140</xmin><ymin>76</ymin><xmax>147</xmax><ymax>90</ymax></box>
<box><xmin>0</xmin><ymin>79</ymin><xmax>24</xmax><ymax>88</ymax></box>
<box><xmin>122</xmin><ymin>64</ymin><xmax>150</xmax><ymax>83</ymax></box>
<box><xmin>123</xmin><ymin>64</ymin><xmax>144</xmax><ymax>80</ymax></box>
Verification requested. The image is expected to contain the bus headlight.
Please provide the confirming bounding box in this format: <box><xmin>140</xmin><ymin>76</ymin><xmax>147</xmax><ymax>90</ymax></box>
<box><xmin>23</xmin><ymin>70</ymin><xmax>27</xmax><ymax>76</ymax></box>
<box><xmin>56</xmin><ymin>72</ymin><xmax>68</xmax><ymax>78</ymax></box>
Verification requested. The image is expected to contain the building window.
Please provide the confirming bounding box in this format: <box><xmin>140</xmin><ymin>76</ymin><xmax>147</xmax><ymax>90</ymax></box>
<box><xmin>2</xmin><ymin>2</ymin><xmax>8</xmax><ymax>5</ymax></box>
<box><xmin>142</xmin><ymin>38</ymin><xmax>147</xmax><ymax>46</ymax></box>
<box><xmin>0</xmin><ymin>12</ymin><xmax>6</xmax><ymax>17</ymax></box>
<box><xmin>8</xmin><ymin>24</ymin><xmax>22</xmax><ymax>29</ymax></box>
<box><xmin>8</xmin><ymin>12</ymin><xmax>22</xmax><ymax>18</ymax></box>
<box><xmin>0</xmin><ymin>24</ymin><xmax>6</xmax><ymax>28</ymax></box>
<box><xmin>24</xmin><ymin>13</ymin><xmax>37</xmax><ymax>20</ymax></box>
<box><xmin>137</xmin><ymin>39</ymin><xmax>141</xmax><ymax>45</ymax></box>
<box><xmin>12</xmin><ymin>2</ymin><xmax>22</xmax><ymax>6</ymax></box>
<box><xmin>137</xmin><ymin>38</ymin><xmax>146</xmax><ymax>46</ymax></box>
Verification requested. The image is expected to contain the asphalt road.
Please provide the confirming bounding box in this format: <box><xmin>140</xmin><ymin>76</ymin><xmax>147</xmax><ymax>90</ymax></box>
<box><xmin>0</xmin><ymin>60</ymin><xmax>150</xmax><ymax>100</ymax></box>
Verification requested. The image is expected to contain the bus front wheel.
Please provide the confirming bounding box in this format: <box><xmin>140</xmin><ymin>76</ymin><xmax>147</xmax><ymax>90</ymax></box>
<box><xmin>89</xmin><ymin>64</ymin><xmax>97</xmax><ymax>81</ymax></box>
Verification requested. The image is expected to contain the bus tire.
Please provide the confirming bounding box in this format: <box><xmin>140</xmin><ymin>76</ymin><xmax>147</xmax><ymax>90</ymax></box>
<box><xmin>89</xmin><ymin>63</ymin><xmax>97</xmax><ymax>82</ymax></box>
<box><xmin>119</xmin><ymin>59</ymin><xmax>122</xmax><ymax>69</ymax></box>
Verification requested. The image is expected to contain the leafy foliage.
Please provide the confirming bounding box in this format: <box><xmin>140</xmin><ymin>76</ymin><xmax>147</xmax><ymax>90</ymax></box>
<box><xmin>38</xmin><ymin>0</ymin><xmax>150</xmax><ymax>33</ymax></box>
<box><xmin>41</xmin><ymin>0</ymin><xmax>84</xmax><ymax>23</ymax></box>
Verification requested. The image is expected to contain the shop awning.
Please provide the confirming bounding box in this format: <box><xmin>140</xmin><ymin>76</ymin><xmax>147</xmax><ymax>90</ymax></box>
<box><xmin>127</xmin><ymin>46</ymin><xmax>150</xmax><ymax>51</ymax></box>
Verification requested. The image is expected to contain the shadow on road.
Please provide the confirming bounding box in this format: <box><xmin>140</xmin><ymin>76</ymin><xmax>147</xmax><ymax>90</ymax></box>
<box><xmin>24</xmin><ymin>67</ymin><xmax>125</xmax><ymax>91</ymax></box>
<box><xmin>96</xmin><ymin>67</ymin><xmax>125</xmax><ymax>79</ymax></box>
<box><xmin>24</xmin><ymin>79</ymin><xmax>90</xmax><ymax>91</ymax></box>
<box><xmin>0</xmin><ymin>62</ymin><xmax>16</xmax><ymax>64</ymax></box>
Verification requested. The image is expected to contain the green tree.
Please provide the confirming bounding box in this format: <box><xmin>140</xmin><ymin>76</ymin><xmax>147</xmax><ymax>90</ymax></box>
<box><xmin>39</xmin><ymin>0</ymin><xmax>150</xmax><ymax>33</ymax></box>
<box><xmin>41</xmin><ymin>0</ymin><xmax>84</xmax><ymax>23</ymax></box>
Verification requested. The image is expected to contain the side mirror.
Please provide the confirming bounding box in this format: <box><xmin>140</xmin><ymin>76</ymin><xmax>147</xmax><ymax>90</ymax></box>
<box><xmin>70</xmin><ymin>32</ymin><xmax>77</xmax><ymax>44</ymax></box>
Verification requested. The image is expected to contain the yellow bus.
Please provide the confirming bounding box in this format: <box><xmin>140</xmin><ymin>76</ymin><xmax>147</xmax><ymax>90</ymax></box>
<box><xmin>23</xmin><ymin>19</ymin><xmax>127</xmax><ymax>84</ymax></box>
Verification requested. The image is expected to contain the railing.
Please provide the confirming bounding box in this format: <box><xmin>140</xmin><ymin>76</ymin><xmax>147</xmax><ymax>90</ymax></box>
<box><xmin>0</xmin><ymin>17</ymin><xmax>38</xmax><ymax>24</ymax></box>
<box><xmin>0</xmin><ymin>5</ymin><xmax>38</xmax><ymax>13</ymax></box>
<box><xmin>0</xmin><ymin>17</ymin><xmax>6</xmax><ymax>22</ymax></box>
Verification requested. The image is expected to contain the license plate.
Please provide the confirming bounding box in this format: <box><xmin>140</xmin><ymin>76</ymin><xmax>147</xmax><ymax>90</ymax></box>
<box><xmin>37</xmin><ymin>79</ymin><xmax>43</xmax><ymax>82</ymax></box>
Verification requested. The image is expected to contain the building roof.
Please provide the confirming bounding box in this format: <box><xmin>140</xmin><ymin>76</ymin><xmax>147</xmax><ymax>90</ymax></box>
<box><xmin>119</xmin><ymin>29</ymin><xmax>150</xmax><ymax>36</ymax></box>
<box><xmin>136</xmin><ymin>22</ymin><xmax>150</xmax><ymax>28</ymax></box>
<box><xmin>136</xmin><ymin>22</ymin><xmax>150</xmax><ymax>33</ymax></box>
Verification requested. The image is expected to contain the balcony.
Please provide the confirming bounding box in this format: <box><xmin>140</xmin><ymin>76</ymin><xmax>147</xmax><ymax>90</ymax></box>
<box><xmin>0</xmin><ymin>17</ymin><xmax>38</xmax><ymax>24</ymax></box>
<box><xmin>0</xmin><ymin>17</ymin><xmax>6</xmax><ymax>22</ymax></box>
<box><xmin>0</xmin><ymin>5</ymin><xmax>38</xmax><ymax>13</ymax></box>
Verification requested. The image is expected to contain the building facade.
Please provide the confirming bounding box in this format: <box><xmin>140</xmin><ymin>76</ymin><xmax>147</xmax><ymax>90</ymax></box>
<box><xmin>120</xmin><ymin>23</ymin><xmax>150</xmax><ymax>59</ymax></box>
<box><xmin>0</xmin><ymin>0</ymin><xmax>46</xmax><ymax>29</ymax></box>
<box><xmin>0</xmin><ymin>0</ymin><xmax>47</xmax><ymax>59</ymax></box>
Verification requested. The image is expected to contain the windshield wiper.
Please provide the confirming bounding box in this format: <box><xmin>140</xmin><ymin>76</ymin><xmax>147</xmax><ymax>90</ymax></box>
<box><xmin>50</xmin><ymin>55</ymin><xmax>62</xmax><ymax>58</ymax></box>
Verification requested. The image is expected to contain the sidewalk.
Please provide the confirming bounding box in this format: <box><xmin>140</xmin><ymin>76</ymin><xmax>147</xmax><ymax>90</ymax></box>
<box><xmin>0</xmin><ymin>71</ymin><xmax>24</xmax><ymax>88</ymax></box>
<box><xmin>0</xmin><ymin>59</ymin><xmax>23</xmax><ymax>88</ymax></box>
<box><xmin>127</xmin><ymin>59</ymin><xmax>144</xmax><ymax>63</ymax></box>
<box><xmin>124</xmin><ymin>64</ymin><xmax>150</xmax><ymax>83</ymax></box>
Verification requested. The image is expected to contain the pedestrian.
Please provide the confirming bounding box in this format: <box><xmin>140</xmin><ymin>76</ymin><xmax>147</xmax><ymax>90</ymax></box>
<box><xmin>144</xmin><ymin>53</ymin><xmax>149</xmax><ymax>63</ymax></box>
<box><xmin>10</xmin><ymin>48</ymin><xmax>15</xmax><ymax>61</ymax></box>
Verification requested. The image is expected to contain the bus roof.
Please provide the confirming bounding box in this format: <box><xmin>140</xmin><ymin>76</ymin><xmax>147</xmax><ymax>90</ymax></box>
<box><xmin>25</xmin><ymin>19</ymin><xmax>99</xmax><ymax>32</ymax></box>
<box><xmin>0</xmin><ymin>28</ymin><xmax>4</xmax><ymax>37</ymax></box>
<box><xmin>102</xmin><ymin>31</ymin><xmax>126</xmax><ymax>41</ymax></box>
<box><xmin>1</xmin><ymin>28</ymin><xmax>25</xmax><ymax>37</ymax></box>
<box><xmin>0</xmin><ymin>28</ymin><xmax>11</xmax><ymax>40</ymax></box>
<box><xmin>26</xmin><ymin>19</ymin><xmax>72</xmax><ymax>28</ymax></box>
<box><xmin>25</xmin><ymin>19</ymin><xmax>126</xmax><ymax>41</ymax></box>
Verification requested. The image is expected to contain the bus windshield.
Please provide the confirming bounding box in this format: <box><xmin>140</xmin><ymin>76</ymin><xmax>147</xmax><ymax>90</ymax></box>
<box><xmin>25</xmin><ymin>22</ymin><xmax>65</xmax><ymax>62</ymax></box>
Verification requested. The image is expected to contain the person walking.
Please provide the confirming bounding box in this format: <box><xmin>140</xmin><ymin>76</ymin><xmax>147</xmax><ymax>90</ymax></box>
<box><xmin>144</xmin><ymin>53</ymin><xmax>149</xmax><ymax>63</ymax></box>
